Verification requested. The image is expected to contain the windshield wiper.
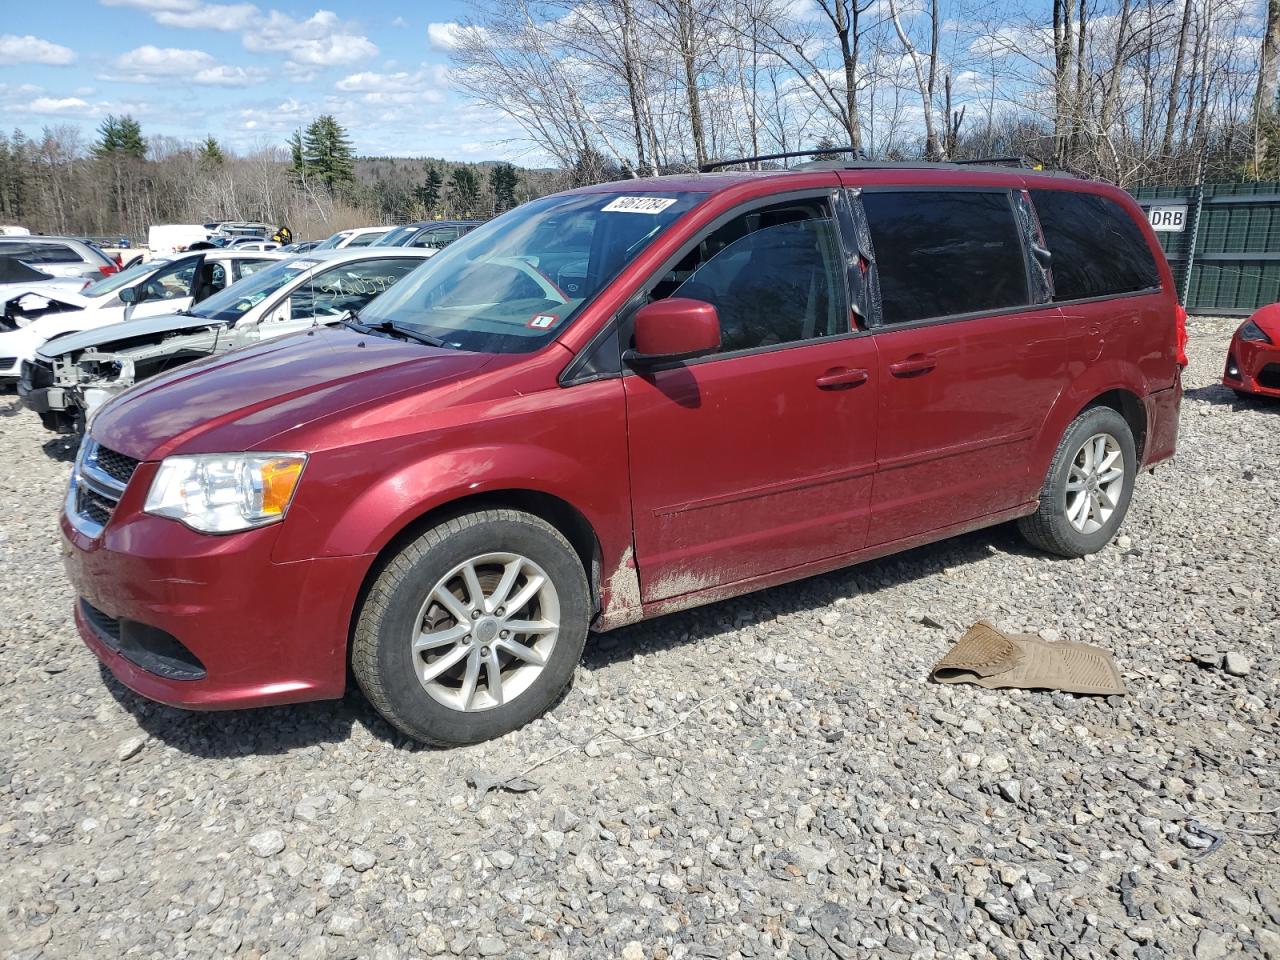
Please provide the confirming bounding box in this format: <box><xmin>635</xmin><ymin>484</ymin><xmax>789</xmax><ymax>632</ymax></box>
<box><xmin>344</xmin><ymin>312</ymin><xmax>448</xmax><ymax>348</ymax></box>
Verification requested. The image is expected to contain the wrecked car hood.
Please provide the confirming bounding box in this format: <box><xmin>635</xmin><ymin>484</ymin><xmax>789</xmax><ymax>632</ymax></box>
<box><xmin>90</xmin><ymin>326</ymin><xmax>495</xmax><ymax>461</ymax></box>
<box><xmin>2</xmin><ymin>287</ymin><xmax>91</xmax><ymax>311</ymax></box>
<box><xmin>36</xmin><ymin>311</ymin><xmax>219</xmax><ymax>359</ymax></box>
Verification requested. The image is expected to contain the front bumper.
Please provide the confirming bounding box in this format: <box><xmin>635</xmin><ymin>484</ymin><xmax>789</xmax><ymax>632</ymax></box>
<box><xmin>1224</xmin><ymin>336</ymin><xmax>1280</xmax><ymax>397</ymax></box>
<box><xmin>63</xmin><ymin>472</ymin><xmax>373</xmax><ymax>710</ymax></box>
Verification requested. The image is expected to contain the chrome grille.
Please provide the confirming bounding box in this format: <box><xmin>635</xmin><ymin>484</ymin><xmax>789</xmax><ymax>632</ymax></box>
<box><xmin>66</xmin><ymin>438</ymin><xmax>136</xmax><ymax>537</ymax></box>
<box><xmin>91</xmin><ymin>445</ymin><xmax>139</xmax><ymax>487</ymax></box>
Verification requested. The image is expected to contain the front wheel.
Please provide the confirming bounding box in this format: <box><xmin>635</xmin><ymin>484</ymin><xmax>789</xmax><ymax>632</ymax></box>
<box><xmin>352</xmin><ymin>508</ymin><xmax>590</xmax><ymax>746</ymax></box>
<box><xmin>1018</xmin><ymin>406</ymin><xmax>1137</xmax><ymax>558</ymax></box>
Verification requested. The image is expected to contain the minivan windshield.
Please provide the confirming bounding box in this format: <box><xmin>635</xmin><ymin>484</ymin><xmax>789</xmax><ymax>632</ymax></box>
<box><xmin>81</xmin><ymin>258</ymin><xmax>174</xmax><ymax>298</ymax></box>
<box><xmin>356</xmin><ymin>192</ymin><xmax>701</xmax><ymax>353</ymax></box>
<box><xmin>189</xmin><ymin>257</ymin><xmax>313</xmax><ymax>322</ymax></box>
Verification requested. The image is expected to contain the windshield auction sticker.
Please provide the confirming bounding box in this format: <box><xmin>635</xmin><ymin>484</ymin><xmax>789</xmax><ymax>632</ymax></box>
<box><xmin>527</xmin><ymin>313</ymin><xmax>559</xmax><ymax>329</ymax></box>
<box><xmin>602</xmin><ymin>196</ymin><xmax>678</xmax><ymax>214</ymax></box>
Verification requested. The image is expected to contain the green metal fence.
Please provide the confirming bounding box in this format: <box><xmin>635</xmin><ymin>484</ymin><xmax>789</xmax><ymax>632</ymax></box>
<box><xmin>1130</xmin><ymin>182</ymin><xmax>1280</xmax><ymax>316</ymax></box>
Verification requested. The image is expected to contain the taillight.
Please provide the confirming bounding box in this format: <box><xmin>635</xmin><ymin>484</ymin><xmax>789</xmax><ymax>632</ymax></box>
<box><xmin>1175</xmin><ymin>304</ymin><xmax>1189</xmax><ymax>368</ymax></box>
<box><xmin>98</xmin><ymin>264</ymin><xmax>117</xmax><ymax>277</ymax></box>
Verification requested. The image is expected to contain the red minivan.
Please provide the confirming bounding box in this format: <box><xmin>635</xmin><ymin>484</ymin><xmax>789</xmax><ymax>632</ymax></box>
<box><xmin>62</xmin><ymin>162</ymin><xmax>1183</xmax><ymax>745</ymax></box>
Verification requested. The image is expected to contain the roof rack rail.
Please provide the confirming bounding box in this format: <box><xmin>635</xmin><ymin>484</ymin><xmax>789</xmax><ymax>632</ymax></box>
<box><xmin>700</xmin><ymin>147</ymin><xmax>859</xmax><ymax>173</ymax></box>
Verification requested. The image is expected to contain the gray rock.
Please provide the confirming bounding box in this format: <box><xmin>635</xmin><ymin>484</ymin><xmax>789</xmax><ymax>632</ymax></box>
<box><xmin>115</xmin><ymin>735</ymin><xmax>146</xmax><ymax>762</ymax></box>
<box><xmin>326</xmin><ymin>912</ymin><xmax>362</xmax><ymax>937</ymax></box>
<box><xmin>247</xmin><ymin>830</ymin><xmax>285</xmax><ymax>858</ymax></box>
<box><xmin>1223</xmin><ymin>652</ymin><xmax>1251</xmax><ymax>676</ymax></box>
<box><xmin>350</xmin><ymin>847</ymin><xmax>376</xmax><ymax>872</ymax></box>
<box><xmin>1194</xmin><ymin>930</ymin><xmax>1231</xmax><ymax>960</ymax></box>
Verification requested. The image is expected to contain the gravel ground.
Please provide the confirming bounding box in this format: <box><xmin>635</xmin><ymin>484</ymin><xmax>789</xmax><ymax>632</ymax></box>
<box><xmin>1</xmin><ymin>315</ymin><xmax>1277</xmax><ymax>960</ymax></box>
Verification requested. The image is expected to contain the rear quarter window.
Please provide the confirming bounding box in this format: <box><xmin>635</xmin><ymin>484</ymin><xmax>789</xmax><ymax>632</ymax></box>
<box><xmin>1029</xmin><ymin>189</ymin><xmax>1161</xmax><ymax>301</ymax></box>
<box><xmin>862</xmin><ymin>190</ymin><xmax>1030</xmax><ymax>324</ymax></box>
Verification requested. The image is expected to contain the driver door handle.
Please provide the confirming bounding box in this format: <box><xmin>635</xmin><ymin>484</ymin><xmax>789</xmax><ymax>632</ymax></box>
<box><xmin>888</xmin><ymin>353</ymin><xmax>938</xmax><ymax>377</ymax></box>
<box><xmin>816</xmin><ymin>367</ymin><xmax>870</xmax><ymax>390</ymax></box>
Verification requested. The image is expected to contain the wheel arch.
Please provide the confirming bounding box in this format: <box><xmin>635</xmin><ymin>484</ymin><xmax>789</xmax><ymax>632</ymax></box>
<box><xmin>1083</xmin><ymin>388</ymin><xmax>1147</xmax><ymax>461</ymax></box>
<box><xmin>346</xmin><ymin>488</ymin><xmax>607</xmax><ymax>661</ymax></box>
<box><xmin>1031</xmin><ymin>368</ymin><xmax>1151</xmax><ymax>489</ymax></box>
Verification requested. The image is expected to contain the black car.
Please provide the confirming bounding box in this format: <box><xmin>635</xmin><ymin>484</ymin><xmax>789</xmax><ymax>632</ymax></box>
<box><xmin>371</xmin><ymin>220</ymin><xmax>482</xmax><ymax>250</ymax></box>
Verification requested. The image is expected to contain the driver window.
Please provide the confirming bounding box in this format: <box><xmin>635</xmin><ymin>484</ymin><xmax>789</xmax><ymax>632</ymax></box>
<box><xmin>283</xmin><ymin>258</ymin><xmax>422</xmax><ymax>323</ymax></box>
<box><xmin>411</xmin><ymin>227</ymin><xmax>460</xmax><ymax>250</ymax></box>
<box><xmin>143</xmin><ymin>258</ymin><xmax>200</xmax><ymax>301</ymax></box>
<box><xmin>648</xmin><ymin>198</ymin><xmax>849</xmax><ymax>355</ymax></box>
<box><xmin>193</xmin><ymin>261</ymin><xmax>227</xmax><ymax>303</ymax></box>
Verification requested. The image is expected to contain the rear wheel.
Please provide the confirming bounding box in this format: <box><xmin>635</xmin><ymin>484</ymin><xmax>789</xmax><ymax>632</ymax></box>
<box><xmin>352</xmin><ymin>508</ymin><xmax>590</xmax><ymax>746</ymax></box>
<box><xmin>1018</xmin><ymin>407</ymin><xmax>1137</xmax><ymax>558</ymax></box>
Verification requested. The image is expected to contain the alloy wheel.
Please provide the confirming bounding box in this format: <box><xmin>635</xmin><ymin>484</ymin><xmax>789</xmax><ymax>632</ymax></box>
<box><xmin>411</xmin><ymin>552</ymin><xmax>560</xmax><ymax>712</ymax></box>
<box><xmin>1064</xmin><ymin>432</ymin><xmax>1125</xmax><ymax>535</ymax></box>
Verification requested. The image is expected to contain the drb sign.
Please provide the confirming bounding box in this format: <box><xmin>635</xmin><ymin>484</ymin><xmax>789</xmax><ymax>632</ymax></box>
<box><xmin>1146</xmin><ymin>205</ymin><xmax>1188</xmax><ymax>232</ymax></box>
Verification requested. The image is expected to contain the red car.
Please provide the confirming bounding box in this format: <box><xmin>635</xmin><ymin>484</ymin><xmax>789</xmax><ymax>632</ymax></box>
<box><xmin>1223</xmin><ymin>304</ymin><xmax>1280</xmax><ymax>399</ymax></box>
<box><xmin>62</xmin><ymin>160</ymin><xmax>1184</xmax><ymax>745</ymax></box>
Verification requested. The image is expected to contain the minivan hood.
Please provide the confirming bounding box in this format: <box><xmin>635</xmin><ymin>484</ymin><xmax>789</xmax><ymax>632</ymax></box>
<box><xmin>37</xmin><ymin>311</ymin><xmax>215</xmax><ymax>358</ymax></box>
<box><xmin>90</xmin><ymin>327</ymin><xmax>495</xmax><ymax>461</ymax></box>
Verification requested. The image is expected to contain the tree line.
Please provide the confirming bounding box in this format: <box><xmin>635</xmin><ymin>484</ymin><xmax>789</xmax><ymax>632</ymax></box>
<box><xmin>0</xmin><ymin>113</ymin><xmax>549</xmax><ymax>241</ymax></box>
<box><xmin>451</xmin><ymin>0</ymin><xmax>1279</xmax><ymax>185</ymax></box>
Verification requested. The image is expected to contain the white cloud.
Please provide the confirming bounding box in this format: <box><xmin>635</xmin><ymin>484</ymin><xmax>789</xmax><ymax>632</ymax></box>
<box><xmin>101</xmin><ymin>0</ymin><xmax>258</xmax><ymax>30</ymax></box>
<box><xmin>426</xmin><ymin>22</ymin><xmax>485</xmax><ymax>52</ymax></box>
<box><xmin>334</xmin><ymin>67</ymin><xmax>446</xmax><ymax>104</ymax></box>
<box><xmin>0</xmin><ymin>34</ymin><xmax>77</xmax><ymax>66</ymax></box>
<box><xmin>104</xmin><ymin>45</ymin><xmax>265</xmax><ymax>87</ymax></box>
<box><xmin>243</xmin><ymin>11</ymin><xmax>377</xmax><ymax>67</ymax></box>
<box><xmin>191</xmin><ymin>64</ymin><xmax>265</xmax><ymax>86</ymax></box>
<box><xmin>28</xmin><ymin>96</ymin><xmax>91</xmax><ymax>113</ymax></box>
<box><xmin>156</xmin><ymin>3</ymin><xmax>259</xmax><ymax>31</ymax></box>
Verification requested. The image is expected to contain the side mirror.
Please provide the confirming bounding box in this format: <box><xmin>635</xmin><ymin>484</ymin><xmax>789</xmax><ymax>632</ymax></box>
<box><xmin>1030</xmin><ymin>243</ymin><xmax>1052</xmax><ymax>267</ymax></box>
<box><xmin>118</xmin><ymin>286</ymin><xmax>138</xmax><ymax>304</ymax></box>
<box><xmin>625</xmin><ymin>298</ymin><xmax>721</xmax><ymax>367</ymax></box>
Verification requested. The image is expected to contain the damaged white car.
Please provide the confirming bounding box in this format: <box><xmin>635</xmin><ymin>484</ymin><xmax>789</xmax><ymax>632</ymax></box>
<box><xmin>1</xmin><ymin>249</ymin><xmax>281</xmax><ymax>383</ymax></box>
<box><xmin>19</xmin><ymin>248</ymin><xmax>433</xmax><ymax>434</ymax></box>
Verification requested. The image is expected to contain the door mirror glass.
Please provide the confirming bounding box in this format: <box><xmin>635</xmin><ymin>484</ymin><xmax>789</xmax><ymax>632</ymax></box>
<box><xmin>118</xmin><ymin>286</ymin><xmax>137</xmax><ymax>304</ymax></box>
<box><xmin>626</xmin><ymin>298</ymin><xmax>721</xmax><ymax>366</ymax></box>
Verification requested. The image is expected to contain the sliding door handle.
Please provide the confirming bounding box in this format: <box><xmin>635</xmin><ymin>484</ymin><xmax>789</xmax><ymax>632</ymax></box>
<box><xmin>888</xmin><ymin>354</ymin><xmax>937</xmax><ymax>377</ymax></box>
<box><xmin>816</xmin><ymin>367</ymin><xmax>870</xmax><ymax>389</ymax></box>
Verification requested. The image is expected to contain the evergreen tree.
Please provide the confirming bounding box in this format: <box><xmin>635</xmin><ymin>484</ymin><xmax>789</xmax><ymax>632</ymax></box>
<box><xmin>199</xmin><ymin>135</ymin><xmax>225</xmax><ymax>168</ymax></box>
<box><xmin>569</xmin><ymin>146</ymin><xmax>620</xmax><ymax>186</ymax></box>
<box><xmin>489</xmin><ymin>162</ymin><xmax>519</xmax><ymax>212</ymax></box>
<box><xmin>301</xmin><ymin>115</ymin><xmax>355</xmax><ymax>193</ymax></box>
<box><xmin>449</xmin><ymin>166</ymin><xmax>480</xmax><ymax>216</ymax></box>
<box><xmin>414</xmin><ymin>162</ymin><xmax>443</xmax><ymax>212</ymax></box>
<box><xmin>288</xmin><ymin>129</ymin><xmax>306</xmax><ymax>184</ymax></box>
<box><xmin>93</xmin><ymin>115</ymin><xmax>146</xmax><ymax>160</ymax></box>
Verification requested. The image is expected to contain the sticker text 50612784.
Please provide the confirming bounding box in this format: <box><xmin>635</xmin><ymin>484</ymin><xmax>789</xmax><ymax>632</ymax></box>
<box><xmin>601</xmin><ymin>196</ymin><xmax>679</xmax><ymax>215</ymax></box>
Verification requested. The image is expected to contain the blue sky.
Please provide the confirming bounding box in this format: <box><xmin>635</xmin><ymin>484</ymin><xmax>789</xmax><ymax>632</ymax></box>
<box><xmin>0</xmin><ymin>0</ymin><xmax>526</xmax><ymax>161</ymax></box>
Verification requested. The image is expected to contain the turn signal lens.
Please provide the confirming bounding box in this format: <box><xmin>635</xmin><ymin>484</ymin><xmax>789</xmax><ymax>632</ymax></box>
<box><xmin>259</xmin><ymin>457</ymin><xmax>305</xmax><ymax>516</ymax></box>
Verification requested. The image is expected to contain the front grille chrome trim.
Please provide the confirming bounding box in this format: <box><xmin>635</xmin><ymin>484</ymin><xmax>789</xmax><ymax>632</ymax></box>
<box><xmin>66</xmin><ymin>439</ymin><xmax>139</xmax><ymax>538</ymax></box>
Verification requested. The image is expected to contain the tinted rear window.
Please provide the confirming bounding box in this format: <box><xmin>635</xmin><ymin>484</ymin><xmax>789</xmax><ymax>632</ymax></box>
<box><xmin>1030</xmin><ymin>189</ymin><xmax>1160</xmax><ymax>300</ymax></box>
<box><xmin>862</xmin><ymin>190</ymin><xmax>1030</xmax><ymax>324</ymax></box>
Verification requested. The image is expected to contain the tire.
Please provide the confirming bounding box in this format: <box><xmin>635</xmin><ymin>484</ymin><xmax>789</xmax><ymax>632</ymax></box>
<box><xmin>1018</xmin><ymin>406</ymin><xmax>1137</xmax><ymax>558</ymax></box>
<box><xmin>352</xmin><ymin>508</ymin><xmax>590</xmax><ymax>746</ymax></box>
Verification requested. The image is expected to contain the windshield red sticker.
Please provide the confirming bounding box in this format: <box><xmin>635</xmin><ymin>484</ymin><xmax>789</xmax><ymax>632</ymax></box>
<box><xmin>527</xmin><ymin>313</ymin><xmax>560</xmax><ymax>330</ymax></box>
<box><xmin>601</xmin><ymin>196</ymin><xmax>678</xmax><ymax>214</ymax></box>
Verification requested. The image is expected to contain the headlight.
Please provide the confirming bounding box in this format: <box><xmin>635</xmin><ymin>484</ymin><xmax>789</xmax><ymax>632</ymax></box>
<box><xmin>1239</xmin><ymin>319</ymin><xmax>1272</xmax><ymax>344</ymax></box>
<box><xmin>144</xmin><ymin>453</ymin><xmax>307</xmax><ymax>533</ymax></box>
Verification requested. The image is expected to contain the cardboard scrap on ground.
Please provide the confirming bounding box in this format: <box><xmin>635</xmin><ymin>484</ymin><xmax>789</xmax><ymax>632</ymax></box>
<box><xmin>930</xmin><ymin>620</ymin><xmax>1125</xmax><ymax>696</ymax></box>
